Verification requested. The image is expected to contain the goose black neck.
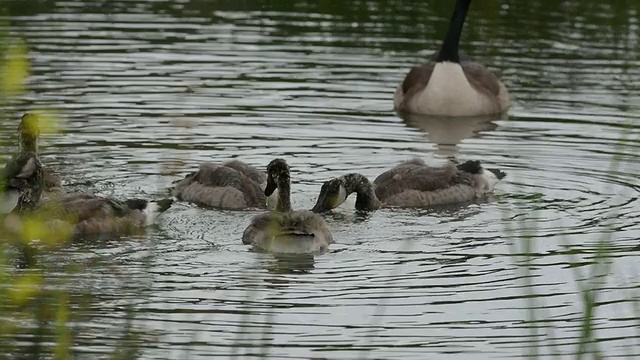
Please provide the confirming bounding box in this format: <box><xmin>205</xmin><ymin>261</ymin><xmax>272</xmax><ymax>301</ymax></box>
<box><xmin>275</xmin><ymin>175</ymin><xmax>292</xmax><ymax>212</ymax></box>
<box><xmin>436</xmin><ymin>0</ymin><xmax>471</xmax><ymax>63</ymax></box>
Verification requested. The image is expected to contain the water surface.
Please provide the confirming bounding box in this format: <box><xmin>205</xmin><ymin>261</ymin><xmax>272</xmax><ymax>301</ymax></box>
<box><xmin>1</xmin><ymin>0</ymin><xmax>639</xmax><ymax>358</ymax></box>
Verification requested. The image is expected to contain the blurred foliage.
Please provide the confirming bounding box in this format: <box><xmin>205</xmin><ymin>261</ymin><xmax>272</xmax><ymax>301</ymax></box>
<box><xmin>1</xmin><ymin>40</ymin><xmax>29</xmax><ymax>97</ymax></box>
<box><xmin>0</xmin><ymin>19</ymin><xmax>67</xmax><ymax>358</ymax></box>
<box><xmin>1</xmin><ymin>0</ymin><xmax>637</xmax><ymax>358</ymax></box>
<box><xmin>0</xmin><ymin>14</ymin><xmax>140</xmax><ymax>358</ymax></box>
<box><xmin>505</xmin><ymin>121</ymin><xmax>639</xmax><ymax>359</ymax></box>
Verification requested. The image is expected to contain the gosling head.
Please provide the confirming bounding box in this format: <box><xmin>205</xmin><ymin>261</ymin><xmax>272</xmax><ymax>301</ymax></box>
<box><xmin>18</xmin><ymin>113</ymin><xmax>40</xmax><ymax>153</ymax></box>
<box><xmin>311</xmin><ymin>177</ymin><xmax>349</xmax><ymax>213</ymax></box>
<box><xmin>312</xmin><ymin>173</ymin><xmax>381</xmax><ymax>213</ymax></box>
<box><xmin>264</xmin><ymin>158</ymin><xmax>290</xmax><ymax>196</ymax></box>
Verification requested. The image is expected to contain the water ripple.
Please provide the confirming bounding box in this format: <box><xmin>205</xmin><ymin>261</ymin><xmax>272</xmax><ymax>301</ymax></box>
<box><xmin>1</xmin><ymin>0</ymin><xmax>639</xmax><ymax>359</ymax></box>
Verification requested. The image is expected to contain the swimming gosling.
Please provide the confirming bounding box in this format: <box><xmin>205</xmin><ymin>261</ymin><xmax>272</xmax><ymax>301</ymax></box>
<box><xmin>173</xmin><ymin>160</ymin><xmax>278</xmax><ymax>210</ymax></box>
<box><xmin>6</xmin><ymin>193</ymin><xmax>173</xmax><ymax>240</ymax></box>
<box><xmin>41</xmin><ymin>168</ymin><xmax>64</xmax><ymax>202</ymax></box>
<box><xmin>1</xmin><ymin>113</ymin><xmax>45</xmax><ymax>214</ymax></box>
<box><xmin>242</xmin><ymin>158</ymin><xmax>333</xmax><ymax>255</ymax></box>
<box><xmin>394</xmin><ymin>0</ymin><xmax>510</xmax><ymax>116</ymax></box>
<box><xmin>311</xmin><ymin>159</ymin><xmax>506</xmax><ymax>212</ymax></box>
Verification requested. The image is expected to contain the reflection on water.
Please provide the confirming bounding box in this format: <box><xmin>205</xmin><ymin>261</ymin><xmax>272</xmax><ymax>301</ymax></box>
<box><xmin>264</xmin><ymin>254</ymin><xmax>317</xmax><ymax>274</ymax></box>
<box><xmin>1</xmin><ymin>0</ymin><xmax>640</xmax><ymax>358</ymax></box>
<box><xmin>398</xmin><ymin>111</ymin><xmax>502</xmax><ymax>159</ymax></box>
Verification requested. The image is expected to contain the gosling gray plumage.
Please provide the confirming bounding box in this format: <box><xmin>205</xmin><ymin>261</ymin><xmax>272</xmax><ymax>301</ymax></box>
<box><xmin>1</xmin><ymin>114</ymin><xmax>172</xmax><ymax>238</ymax></box>
<box><xmin>5</xmin><ymin>193</ymin><xmax>173</xmax><ymax>240</ymax></box>
<box><xmin>40</xmin><ymin>168</ymin><xmax>64</xmax><ymax>202</ymax></box>
<box><xmin>311</xmin><ymin>158</ymin><xmax>506</xmax><ymax>212</ymax></box>
<box><xmin>172</xmin><ymin>160</ymin><xmax>277</xmax><ymax>210</ymax></box>
<box><xmin>1</xmin><ymin>113</ymin><xmax>45</xmax><ymax>214</ymax></box>
<box><xmin>242</xmin><ymin>158</ymin><xmax>333</xmax><ymax>255</ymax></box>
<box><xmin>0</xmin><ymin>113</ymin><xmax>66</xmax><ymax>210</ymax></box>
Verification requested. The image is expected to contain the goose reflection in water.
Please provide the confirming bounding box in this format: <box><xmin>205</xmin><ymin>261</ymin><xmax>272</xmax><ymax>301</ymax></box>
<box><xmin>261</xmin><ymin>253</ymin><xmax>316</xmax><ymax>275</ymax></box>
<box><xmin>398</xmin><ymin>111</ymin><xmax>503</xmax><ymax>159</ymax></box>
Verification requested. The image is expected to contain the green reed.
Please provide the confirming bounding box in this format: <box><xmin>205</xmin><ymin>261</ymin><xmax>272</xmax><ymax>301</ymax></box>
<box><xmin>506</xmin><ymin>120</ymin><xmax>638</xmax><ymax>359</ymax></box>
<box><xmin>0</xmin><ymin>24</ymin><xmax>146</xmax><ymax>358</ymax></box>
<box><xmin>4</xmin><ymin>1</ymin><xmax>640</xmax><ymax>359</ymax></box>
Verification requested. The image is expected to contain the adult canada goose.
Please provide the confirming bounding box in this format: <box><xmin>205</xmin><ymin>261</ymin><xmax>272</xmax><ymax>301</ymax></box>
<box><xmin>173</xmin><ymin>160</ymin><xmax>278</xmax><ymax>210</ymax></box>
<box><xmin>1</xmin><ymin>113</ymin><xmax>45</xmax><ymax>214</ymax></box>
<box><xmin>4</xmin><ymin>193</ymin><xmax>173</xmax><ymax>241</ymax></box>
<box><xmin>394</xmin><ymin>0</ymin><xmax>510</xmax><ymax>116</ymax></box>
<box><xmin>311</xmin><ymin>158</ymin><xmax>506</xmax><ymax>212</ymax></box>
<box><xmin>242</xmin><ymin>158</ymin><xmax>333</xmax><ymax>255</ymax></box>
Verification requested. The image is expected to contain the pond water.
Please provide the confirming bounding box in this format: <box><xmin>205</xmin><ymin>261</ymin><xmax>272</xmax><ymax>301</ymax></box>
<box><xmin>1</xmin><ymin>0</ymin><xmax>639</xmax><ymax>358</ymax></box>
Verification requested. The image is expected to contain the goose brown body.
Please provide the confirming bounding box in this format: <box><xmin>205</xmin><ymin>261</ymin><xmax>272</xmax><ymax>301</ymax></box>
<box><xmin>311</xmin><ymin>158</ymin><xmax>506</xmax><ymax>212</ymax></box>
<box><xmin>11</xmin><ymin>193</ymin><xmax>173</xmax><ymax>239</ymax></box>
<box><xmin>40</xmin><ymin>168</ymin><xmax>65</xmax><ymax>202</ymax></box>
<box><xmin>394</xmin><ymin>0</ymin><xmax>510</xmax><ymax>116</ymax></box>
<box><xmin>394</xmin><ymin>61</ymin><xmax>510</xmax><ymax>116</ymax></box>
<box><xmin>5</xmin><ymin>193</ymin><xmax>171</xmax><ymax>240</ymax></box>
<box><xmin>173</xmin><ymin>160</ymin><xmax>277</xmax><ymax>210</ymax></box>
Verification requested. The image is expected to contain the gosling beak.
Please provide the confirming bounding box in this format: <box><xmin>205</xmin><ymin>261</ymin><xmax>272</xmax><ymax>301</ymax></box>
<box><xmin>264</xmin><ymin>175</ymin><xmax>277</xmax><ymax>196</ymax></box>
<box><xmin>311</xmin><ymin>189</ymin><xmax>330</xmax><ymax>213</ymax></box>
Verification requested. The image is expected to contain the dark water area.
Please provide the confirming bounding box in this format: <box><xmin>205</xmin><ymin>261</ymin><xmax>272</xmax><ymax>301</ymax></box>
<box><xmin>1</xmin><ymin>0</ymin><xmax>639</xmax><ymax>358</ymax></box>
